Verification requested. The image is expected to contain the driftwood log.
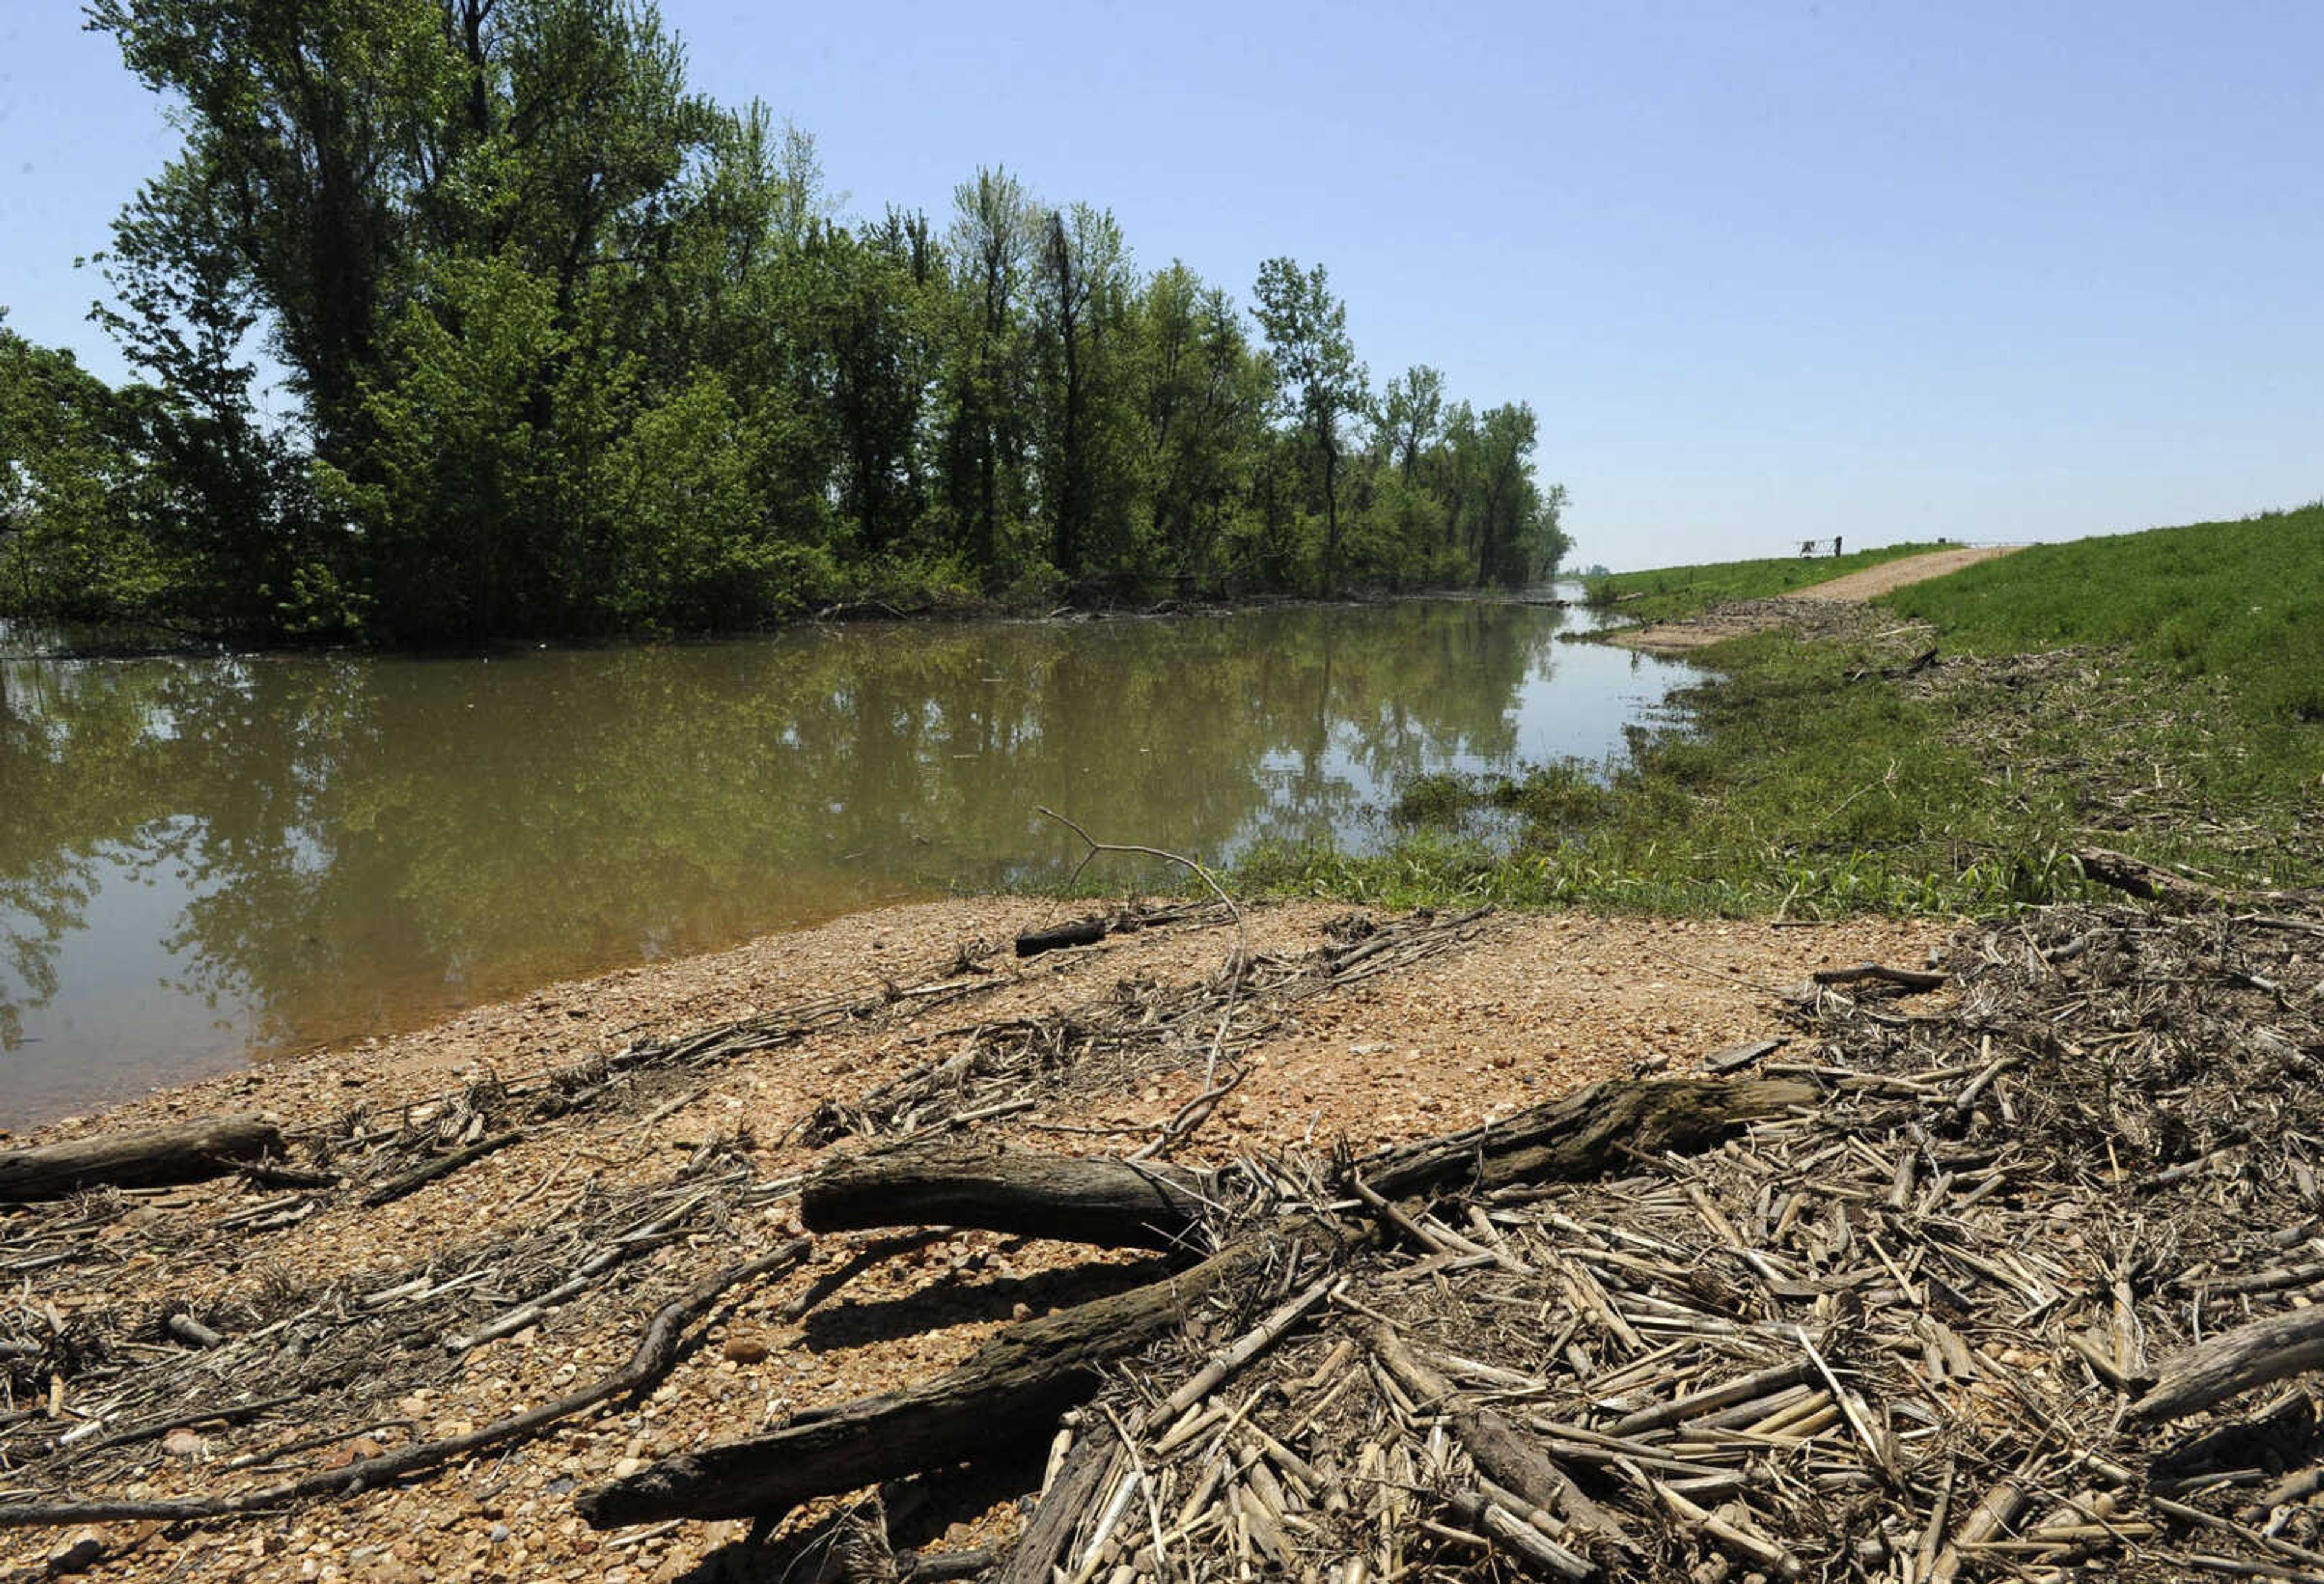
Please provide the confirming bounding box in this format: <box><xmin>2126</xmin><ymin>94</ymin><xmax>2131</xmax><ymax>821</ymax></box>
<box><xmin>1359</xmin><ymin>1076</ymin><xmax>1813</xmax><ymax>1200</ymax></box>
<box><xmin>576</xmin><ymin>1221</ymin><xmax>1327</xmax><ymax>1527</ymax></box>
<box><xmin>800</xmin><ymin>1137</ymin><xmax>1213</xmax><ymax>1252</ymax></box>
<box><xmin>579</xmin><ymin>1077</ymin><xmax>1811</xmax><ymax>1529</ymax></box>
<box><xmin>1015</xmin><ymin>918</ymin><xmax>1109</xmax><ymax>957</ymax></box>
<box><xmin>2074</xmin><ymin>846</ymin><xmax>2228</xmax><ymax>911</ymax></box>
<box><xmin>0</xmin><ymin>1115</ymin><xmax>284</xmax><ymax>1202</ymax></box>
<box><xmin>2129</xmin><ymin>1304</ymin><xmax>2324</xmax><ymax>1424</ymax></box>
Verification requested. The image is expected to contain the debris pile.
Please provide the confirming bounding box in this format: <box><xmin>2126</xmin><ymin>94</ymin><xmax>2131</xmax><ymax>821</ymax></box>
<box><xmin>968</xmin><ymin>900</ymin><xmax>2324</xmax><ymax>1583</ymax></box>
<box><xmin>4</xmin><ymin>887</ymin><xmax>2323</xmax><ymax>1584</ymax></box>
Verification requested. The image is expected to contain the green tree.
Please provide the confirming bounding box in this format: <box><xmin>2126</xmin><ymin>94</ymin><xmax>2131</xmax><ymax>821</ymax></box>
<box><xmin>940</xmin><ymin>167</ymin><xmax>1039</xmax><ymax>580</ymax></box>
<box><xmin>1251</xmin><ymin>258</ymin><xmax>1367</xmax><ymax>589</ymax></box>
<box><xmin>88</xmin><ymin>0</ymin><xmax>456</xmax><ymax>456</ymax></box>
<box><xmin>1130</xmin><ymin>264</ymin><xmax>1269</xmax><ymax>588</ymax></box>
<box><xmin>1031</xmin><ymin>203</ymin><xmax>1135</xmax><ymax>583</ymax></box>
<box><xmin>803</xmin><ymin>211</ymin><xmax>942</xmax><ymax>557</ymax></box>
<box><xmin>1377</xmin><ymin>364</ymin><xmax>1443</xmax><ymax>483</ymax></box>
<box><xmin>0</xmin><ymin>319</ymin><xmax>163</xmax><ymax>621</ymax></box>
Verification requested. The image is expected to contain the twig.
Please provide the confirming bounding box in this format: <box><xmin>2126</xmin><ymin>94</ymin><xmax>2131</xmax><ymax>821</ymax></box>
<box><xmin>0</xmin><ymin>1241</ymin><xmax>809</xmax><ymax>1528</ymax></box>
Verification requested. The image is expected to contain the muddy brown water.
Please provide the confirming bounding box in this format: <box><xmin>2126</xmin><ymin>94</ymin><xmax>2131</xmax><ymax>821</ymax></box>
<box><xmin>0</xmin><ymin>599</ymin><xmax>1694</xmax><ymax>1124</ymax></box>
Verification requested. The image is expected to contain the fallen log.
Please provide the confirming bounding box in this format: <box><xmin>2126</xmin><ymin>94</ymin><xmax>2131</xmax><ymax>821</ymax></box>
<box><xmin>2074</xmin><ymin>847</ymin><xmax>2227</xmax><ymax>912</ymax></box>
<box><xmin>580</xmin><ymin>1076</ymin><xmax>1807</xmax><ymax>1530</ymax></box>
<box><xmin>2129</xmin><ymin>1304</ymin><xmax>2324</xmax><ymax>1424</ymax></box>
<box><xmin>0</xmin><ymin>1115</ymin><xmax>284</xmax><ymax>1202</ymax></box>
<box><xmin>1016</xmin><ymin>917</ymin><xmax>1108</xmax><ymax>958</ymax></box>
<box><xmin>800</xmin><ymin>1080</ymin><xmax>1812</xmax><ymax>1250</ymax></box>
<box><xmin>576</xmin><ymin>1221</ymin><xmax>1336</xmax><ymax>1528</ymax></box>
<box><xmin>1359</xmin><ymin>1077</ymin><xmax>1816</xmax><ymax>1201</ymax></box>
<box><xmin>1810</xmin><ymin>962</ymin><xmax>1948</xmax><ymax>992</ymax></box>
<box><xmin>800</xmin><ymin>1137</ymin><xmax>1214</xmax><ymax>1252</ymax></box>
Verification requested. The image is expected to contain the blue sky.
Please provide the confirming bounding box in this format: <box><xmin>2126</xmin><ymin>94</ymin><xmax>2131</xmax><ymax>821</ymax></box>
<box><xmin>3</xmin><ymin>1</ymin><xmax>2317</xmax><ymax>570</ymax></box>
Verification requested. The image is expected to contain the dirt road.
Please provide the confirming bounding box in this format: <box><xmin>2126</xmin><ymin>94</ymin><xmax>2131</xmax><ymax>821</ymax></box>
<box><xmin>1607</xmin><ymin>543</ymin><xmax>2019</xmax><ymax>652</ymax></box>
<box><xmin>1787</xmin><ymin>543</ymin><xmax>2019</xmax><ymax>600</ymax></box>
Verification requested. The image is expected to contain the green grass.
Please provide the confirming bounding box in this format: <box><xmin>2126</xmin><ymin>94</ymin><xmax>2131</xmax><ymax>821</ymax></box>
<box><xmin>1883</xmin><ymin>502</ymin><xmax>2324</xmax><ymax>727</ymax></box>
<box><xmin>1240</xmin><ymin>508</ymin><xmax>2324</xmax><ymax>919</ymax></box>
<box><xmin>1583</xmin><ymin>542</ymin><xmax>1947</xmax><ymax>622</ymax></box>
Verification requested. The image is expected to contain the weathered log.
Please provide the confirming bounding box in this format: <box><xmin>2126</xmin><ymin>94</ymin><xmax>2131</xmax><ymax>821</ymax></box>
<box><xmin>1359</xmin><ymin>1078</ymin><xmax>1816</xmax><ymax>1202</ymax></box>
<box><xmin>801</xmin><ymin>1080</ymin><xmax>1811</xmax><ymax>1251</ymax></box>
<box><xmin>583</xmin><ymin>1077</ymin><xmax>1804</xmax><ymax>1531</ymax></box>
<box><xmin>0</xmin><ymin>1115</ymin><xmax>284</xmax><ymax>1203</ymax></box>
<box><xmin>1016</xmin><ymin>918</ymin><xmax>1108</xmax><ymax>958</ymax></box>
<box><xmin>2128</xmin><ymin>1304</ymin><xmax>2324</xmax><ymax>1424</ymax></box>
<box><xmin>996</xmin><ymin>1423</ymin><xmax>1121</xmax><ymax>1584</ymax></box>
<box><xmin>801</xmin><ymin>1137</ymin><xmax>1213</xmax><ymax>1251</ymax></box>
<box><xmin>2073</xmin><ymin>846</ymin><xmax>2226</xmax><ymax>911</ymax></box>
<box><xmin>576</xmin><ymin>1222</ymin><xmax>1334</xmax><ymax>1527</ymax></box>
<box><xmin>1810</xmin><ymin>962</ymin><xmax>1948</xmax><ymax>992</ymax></box>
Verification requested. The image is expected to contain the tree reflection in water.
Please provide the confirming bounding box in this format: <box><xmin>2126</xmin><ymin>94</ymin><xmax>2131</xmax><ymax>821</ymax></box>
<box><xmin>0</xmin><ymin>601</ymin><xmax>1688</xmax><ymax>1119</ymax></box>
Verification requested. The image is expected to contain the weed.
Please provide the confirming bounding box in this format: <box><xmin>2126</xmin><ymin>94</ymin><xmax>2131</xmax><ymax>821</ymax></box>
<box><xmin>1238</xmin><ymin>508</ymin><xmax>2324</xmax><ymax>920</ymax></box>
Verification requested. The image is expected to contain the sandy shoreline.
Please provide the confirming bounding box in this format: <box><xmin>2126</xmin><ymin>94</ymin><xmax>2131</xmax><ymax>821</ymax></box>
<box><xmin>0</xmin><ymin>895</ymin><xmax>1949</xmax><ymax>1580</ymax></box>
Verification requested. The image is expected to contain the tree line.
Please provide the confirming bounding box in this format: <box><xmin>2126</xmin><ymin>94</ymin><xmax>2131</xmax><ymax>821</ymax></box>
<box><xmin>1</xmin><ymin>0</ymin><xmax>1568</xmax><ymax>646</ymax></box>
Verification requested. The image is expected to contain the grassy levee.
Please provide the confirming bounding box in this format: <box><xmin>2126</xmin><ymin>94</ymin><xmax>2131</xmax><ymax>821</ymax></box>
<box><xmin>1584</xmin><ymin>542</ymin><xmax>1946</xmax><ymax>621</ymax></box>
<box><xmin>1238</xmin><ymin>506</ymin><xmax>2324</xmax><ymax>918</ymax></box>
<box><xmin>1884</xmin><ymin>506</ymin><xmax>2324</xmax><ymax>728</ymax></box>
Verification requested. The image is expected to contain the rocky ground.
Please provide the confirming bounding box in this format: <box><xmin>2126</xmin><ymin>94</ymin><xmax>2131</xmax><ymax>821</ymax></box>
<box><xmin>0</xmin><ymin>896</ymin><xmax>1944</xmax><ymax>1582</ymax></box>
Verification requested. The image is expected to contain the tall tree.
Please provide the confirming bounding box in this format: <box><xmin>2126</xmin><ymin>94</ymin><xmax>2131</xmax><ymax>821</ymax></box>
<box><xmin>1378</xmin><ymin>365</ymin><xmax>1443</xmax><ymax>483</ymax></box>
<box><xmin>1472</xmin><ymin>401</ymin><xmax>1541</xmax><ymax>587</ymax></box>
<box><xmin>1251</xmin><ymin>258</ymin><xmax>1366</xmax><ymax>589</ymax></box>
<box><xmin>941</xmin><ymin>168</ymin><xmax>1038</xmax><ymax>577</ymax></box>
<box><xmin>1031</xmin><ymin>202</ymin><xmax>1132</xmax><ymax>580</ymax></box>
<box><xmin>88</xmin><ymin>0</ymin><xmax>455</xmax><ymax>456</ymax></box>
<box><xmin>1132</xmin><ymin>264</ymin><xmax>1268</xmax><ymax>587</ymax></box>
<box><xmin>809</xmin><ymin>209</ymin><xmax>942</xmax><ymax>555</ymax></box>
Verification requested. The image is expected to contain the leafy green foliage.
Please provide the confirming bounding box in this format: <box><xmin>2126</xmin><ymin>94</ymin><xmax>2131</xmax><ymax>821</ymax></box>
<box><xmin>21</xmin><ymin>0</ymin><xmax>1569</xmax><ymax>643</ymax></box>
<box><xmin>0</xmin><ymin>319</ymin><xmax>165</xmax><ymax>621</ymax></box>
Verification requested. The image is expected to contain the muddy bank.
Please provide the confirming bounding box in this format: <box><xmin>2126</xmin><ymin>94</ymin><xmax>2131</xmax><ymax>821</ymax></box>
<box><xmin>0</xmin><ymin>896</ymin><xmax>1941</xmax><ymax>1580</ymax></box>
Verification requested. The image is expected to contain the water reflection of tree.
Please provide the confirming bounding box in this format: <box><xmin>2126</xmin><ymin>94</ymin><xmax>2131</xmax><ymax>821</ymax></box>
<box><xmin>0</xmin><ymin>661</ymin><xmax>186</xmax><ymax>1049</ymax></box>
<box><xmin>0</xmin><ymin>603</ymin><xmax>1563</xmax><ymax>1055</ymax></box>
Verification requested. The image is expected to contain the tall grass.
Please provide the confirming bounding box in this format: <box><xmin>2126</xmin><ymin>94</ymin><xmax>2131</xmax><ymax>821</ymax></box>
<box><xmin>1883</xmin><ymin>502</ymin><xmax>2324</xmax><ymax>727</ymax></box>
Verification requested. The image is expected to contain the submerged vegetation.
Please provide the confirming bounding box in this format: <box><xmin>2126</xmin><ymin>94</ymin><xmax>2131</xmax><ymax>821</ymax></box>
<box><xmin>1259</xmin><ymin>505</ymin><xmax>2324</xmax><ymax>918</ymax></box>
<box><xmin>0</xmin><ymin>3</ymin><xmax>1564</xmax><ymax>647</ymax></box>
